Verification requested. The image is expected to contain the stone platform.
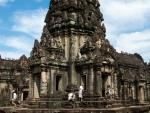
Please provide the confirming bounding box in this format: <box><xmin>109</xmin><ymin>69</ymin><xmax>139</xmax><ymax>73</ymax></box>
<box><xmin>1</xmin><ymin>101</ymin><xmax>150</xmax><ymax>113</ymax></box>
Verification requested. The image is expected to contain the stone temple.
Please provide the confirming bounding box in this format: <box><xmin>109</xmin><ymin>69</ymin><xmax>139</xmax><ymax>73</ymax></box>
<box><xmin>0</xmin><ymin>0</ymin><xmax>150</xmax><ymax>113</ymax></box>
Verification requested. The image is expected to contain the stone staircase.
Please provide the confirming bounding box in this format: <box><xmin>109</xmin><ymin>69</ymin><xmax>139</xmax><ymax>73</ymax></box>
<box><xmin>1</xmin><ymin>100</ymin><xmax>150</xmax><ymax>113</ymax></box>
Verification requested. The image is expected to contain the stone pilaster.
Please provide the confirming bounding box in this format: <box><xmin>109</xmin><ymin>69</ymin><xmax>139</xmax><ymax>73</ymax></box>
<box><xmin>69</xmin><ymin>34</ymin><xmax>79</xmax><ymax>86</ymax></box>
<box><xmin>50</xmin><ymin>68</ymin><xmax>55</xmax><ymax>94</ymax></box>
<box><xmin>40</xmin><ymin>67</ymin><xmax>47</xmax><ymax>97</ymax></box>
<box><xmin>114</xmin><ymin>73</ymin><xmax>118</xmax><ymax>99</ymax></box>
<box><xmin>28</xmin><ymin>73</ymin><xmax>33</xmax><ymax>100</ymax></box>
<box><xmin>88</xmin><ymin>66</ymin><xmax>94</xmax><ymax>95</ymax></box>
<box><xmin>96</xmin><ymin>71</ymin><xmax>102</xmax><ymax>97</ymax></box>
<box><xmin>124</xmin><ymin>83</ymin><xmax>128</xmax><ymax>100</ymax></box>
<box><xmin>33</xmin><ymin>76</ymin><xmax>40</xmax><ymax>99</ymax></box>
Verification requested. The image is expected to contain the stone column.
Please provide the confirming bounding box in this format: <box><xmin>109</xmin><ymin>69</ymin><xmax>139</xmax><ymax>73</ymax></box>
<box><xmin>69</xmin><ymin>35</ymin><xmax>79</xmax><ymax>86</ymax></box>
<box><xmin>34</xmin><ymin>76</ymin><xmax>40</xmax><ymax>99</ymax></box>
<box><xmin>148</xmin><ymin>85</ymin><xmax>150</xmax><ymax>100</ymax></box>
<box><xmin>114</xmin><ymin>73</ymin><xmax>118</xmax><ymax>98</ymax></box>
<box><xmin>28</xmin><ymin>73</ymin><xmax>33</xmax><ymax>100</ymax></box>
<box><xmin>50</xmin><ymin>68</ymin><xmax>55</xmax><ymax>94</ymax></box>
<box><xmin>40</xmin><ymin>67</ymin><xmax>48</xmax><ymax>97</ymax></box>
<box><xmin>107</xmin><ymin>75</ymin><xmax>111</xmax><ymax>86</ymax></box>
<box><xmin>124</xmin><ymin>83</ymin><xmax>128</xmax><ymax>100</ymax></box>
<box><xmin>88</xmin><ymin>66</ymin><xmax>94</xmax><ymax>95</ymax></box>
<box><xmin>96</xmin><ymin>71</ymin><xmax>102</xmax><ymax>97</ymax></box>
<box><xmin>132</xmin><ymin>85</ymin><xmax>136</xmax><ymax>100</ymax></box>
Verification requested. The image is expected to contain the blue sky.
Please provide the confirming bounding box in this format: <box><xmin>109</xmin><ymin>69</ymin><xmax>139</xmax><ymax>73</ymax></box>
<box><xmin>0</xmin><ymin>0</ymin><xmax>150</xmax><ymax>62</ymax></box>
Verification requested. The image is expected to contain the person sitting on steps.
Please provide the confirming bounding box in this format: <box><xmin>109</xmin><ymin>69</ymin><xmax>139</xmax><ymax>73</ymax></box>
<box><xmin>11</xmin><ymin>90</ymin><xmax>17</xmax><ymax>107</ymax></box>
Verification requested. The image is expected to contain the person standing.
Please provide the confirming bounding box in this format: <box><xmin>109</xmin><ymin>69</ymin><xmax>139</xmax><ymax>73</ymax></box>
<box><xmin>79</xmin><ymin>85</ymin><xmax>84</xmax><ymax>101</ymax></box>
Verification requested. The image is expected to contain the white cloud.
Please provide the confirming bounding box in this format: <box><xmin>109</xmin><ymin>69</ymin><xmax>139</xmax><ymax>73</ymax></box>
<box><xmin>0</xmin><ymin>0</ymin><xmax>14</xmax><ymax>6</ymax></box>
<box><xmin>0</xmin><ymin>8</ymin><xmax>47</xmax><ymax>59</ymax></box>
<box><xmin>12</xmin><ymin>8</ymin><xmax>47</xmax><ymax>39</ymax></box>
<box><xmin>116</xmin><ymin>30</ymin><xmax>150</xmax><ymax>61</ymax></box>
<box><xmin>101</xmin><ymin>0</ymin><xmax>150</xmax><ymax>62</ymax></box>
<box><xmin>0</xmin><ymin>35</ymin><xmax>34</xmax><ymax>59</ymax></box>
<box><xmin>101</xmin><ymin>0</ymin><xmax>150</xmax><ymax>34</ymax></box>
<box><xmin>0</xmin><ymin>50</ymin><xmax>27</xmax><ymax>59</ymax></box>
<box><xmin>0</xmin><ymin>35</ymin><xmax>33</xmax><ymax>52</ymax></box>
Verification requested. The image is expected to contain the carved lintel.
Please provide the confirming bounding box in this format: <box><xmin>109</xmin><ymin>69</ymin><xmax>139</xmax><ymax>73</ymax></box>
<box><xmin>41</xmin><ymin>66</ymin><xmax>47</xmax><ymax>72</ymax></box>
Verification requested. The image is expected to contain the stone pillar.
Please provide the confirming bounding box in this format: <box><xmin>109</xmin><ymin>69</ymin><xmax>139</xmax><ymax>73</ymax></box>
<box><xmin>114</xmin><ymin>73</ymin><xmax>118</xmax><ymax>99</ymax></box>
<box><xmin>50</xmin><ymin>68</ymin><xmax>55</xmax><ymax>94</ymax></box>
<box><xmin>40</xmin><ymin>67</ymin><xmax>48</xmax><ymax>97</ymax></box>
<box><xmin>132</xmin><ymin>85</ymin><xmax>136</xmax><ymax>100</ymax></box>
<box><xmin>148</xmin><ymin>85</ymin><xmax>150</xmax><ymax>101</ymax></box>
<box><xmin>33</xmin><ymin>76</ymin><xmax>40</xmax><ymax>99</ymax></box>
<box><xmin>28</xmin><ymin>73</ymin><xmax>33</xmax><ymax>100</ymax></box>
<box><xmin>88</xmin><ymin>66</ymin><xmax>94</xmax><ymax>95</ymax></box>
<box><xmin>69</xmin><ymin>34</ymin><xmax>79</xmax><ymax>86</ymax></box>
<box><xmin>124</xmin><ymin>83</ymin><xmax>128</xmax><ymax>100</ymax></box>
<box><xmin>96</xmin><ymin>71</ymin><xmax>102</xmax><ymax>97</ymax></box>
<box><xmin>107</xmin><ymin>75</ymin><xmax>111</xmax><ymax>86</ymax></box>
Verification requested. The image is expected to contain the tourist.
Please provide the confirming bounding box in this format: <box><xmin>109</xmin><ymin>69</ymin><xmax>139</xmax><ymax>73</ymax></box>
<box><xmin>68</xmin><ymin>92</ymin><xmax>75</xmax><ymax>102</ymax></box>
<box><xmin>79</xmin><ymin>85</ymin><xmax>84</xmax><ymax>101</ymax></box>
<box><xmin>11</xmin><ymin>90</ymin><xmax>17</xmax><ymax>107</ymax></box>
<box><xmin>106</xmin><ymin>85</ymin><xmax>112</xmax><ymax>99</ymax></box>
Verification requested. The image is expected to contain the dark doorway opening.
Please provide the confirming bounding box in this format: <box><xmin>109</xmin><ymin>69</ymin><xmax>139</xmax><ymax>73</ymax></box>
<box><xmin>102</xmin><ymin>74</ymin><xmax>108</xmax><ymax>97</ymax></box>
<box><xmin>23</xmin><ymin>91</ymin><xmax>29</xmax><ymax>100</ymax></box>
<box><xmin>81</xmin><ymin>75</ymin><xmax>87</xmax><ymax>90</ymax></box>
<box><xmin>56</xmin><ymin>76</ymin><xmax>61</xmax><ymax>91</ymax></box>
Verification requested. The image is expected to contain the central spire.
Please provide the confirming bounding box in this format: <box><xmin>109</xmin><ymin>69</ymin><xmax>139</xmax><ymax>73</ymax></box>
<box><xmin>45</xmin><ymin>0</ymin><xmax>105</xmax><ymax>37</ymax></box>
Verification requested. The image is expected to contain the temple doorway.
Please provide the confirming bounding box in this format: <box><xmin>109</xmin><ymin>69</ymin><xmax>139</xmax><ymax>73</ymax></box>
<box><xmin>102</xmin><ymin>74</ymin><xmax>109</xmax><ymax>97</ymax></box>
<box><xmin>81</xmin><ymin>75</ymin><xmax>87</xmax><ymax>90</ymax></box>
<box><xmin>23</xmin><ymin>91</ymin><xmax>29</xmax><ymax>100</ymax></box>
<box><xmin>56</xmin><ymin>75</ymin><xmax>62</xmax><ymax>91</ymax></box>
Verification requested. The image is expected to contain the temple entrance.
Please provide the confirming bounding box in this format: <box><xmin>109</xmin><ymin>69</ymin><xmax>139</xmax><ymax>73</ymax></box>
<box><xmin>81</xmin><ymin>75</ymin><xmax>87</xmax><ymax>90</ymax></box>
<box><xmin>56</xmin><ymin>75</ymin><xmax>62</xmax><ymax>91</ymax></box>
<box><xmin>102</xmin><ymin>74</ymin><xmax>109</xmax><ymax>97</ymax></box>
<box><xmin>23</xmin><ymin>91</ymin><xmax>29</xmax><ymax>100</ymax></box>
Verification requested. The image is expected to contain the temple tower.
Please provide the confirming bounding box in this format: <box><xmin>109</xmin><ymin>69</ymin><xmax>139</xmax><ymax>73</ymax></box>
<box><xmin>29</xmin><ymin>0</ymin><xmax>117</xmax><ymax>100</ymax></box>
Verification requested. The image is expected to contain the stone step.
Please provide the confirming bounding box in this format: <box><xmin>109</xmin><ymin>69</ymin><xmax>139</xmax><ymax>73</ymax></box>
<box><xmin>15</xmin><ymin>105</ymin><xmax>150</xmax><ymax>113</ymax></box>
<box><xmin>27</xmin><ymin>100</ymin><xmax>124</xmax><ymax>109</ymax></box>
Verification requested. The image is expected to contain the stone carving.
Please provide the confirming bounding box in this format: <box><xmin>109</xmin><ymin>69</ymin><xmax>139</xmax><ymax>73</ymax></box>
<box><xmin>62</xmin><ymin>11</ymin><xmax>68</xmax><ymax>22</ymax></box>
<box><xmin>101</xmin><ymin>23</ymin><xmax>106</xmax><ymax>33</ymax></box>
<box><xmin>69</xmin><ymin>0</ymin><xmax>77</xmax><ymax>5</ymax></box>
<box><xmin>50</xmin><ymin>38</ymin><xmax>57</xmax><ymax>48</ymax></box>
<box><xmin>96</xmin><ymin>38</ymin><xmax>102</xmax><ymax>48</ymax></box>
<box><xmin>56</xmin><ymin>37</ymin><xmax>63</xmax><ymax>49</ymax></box>
<box><xmin>78</xmin><ymin>13</ymin><xmax>84</xmax><ymax>26</ymax></box>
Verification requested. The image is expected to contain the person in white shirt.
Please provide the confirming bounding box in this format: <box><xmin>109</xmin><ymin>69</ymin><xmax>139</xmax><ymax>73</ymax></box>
<box><xmin>11</xmin><ymin>90</ymin><xmax>17</xmax><ymax>107</ymax></box>
<box><xmin>79</xmin><ymin>85</ymin><xmax>84</xmax><ymax>101</ymax></box>
<box><xmin>68</xmin><ymin>92</ymin><xmax>75</xmax><ymax>102</ymax></box>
